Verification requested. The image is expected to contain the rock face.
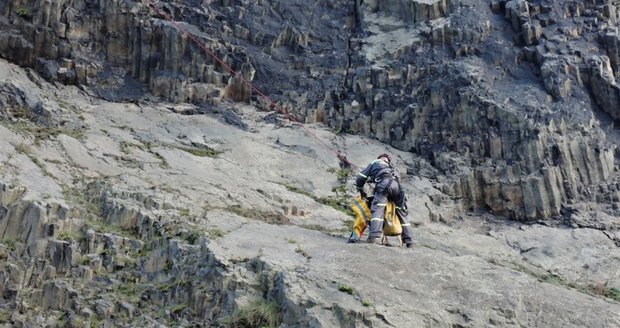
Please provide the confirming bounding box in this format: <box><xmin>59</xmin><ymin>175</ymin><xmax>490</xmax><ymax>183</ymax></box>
<box><xmin>0</xmin><ymin>58</ymin><xmax>619</xmax><ymax>326</ymax></box>
<box><xmin>2</xmin><ymin>0</ymin><xmax>617</xmax><ymax>222</ymax></box>
<box><xmin>335</xmin><ymin>0</ymin><xmax>620</xmax><ymax>221</ymax></box>
<box><xmin>1</xmin><ymin>0</ymin><xmax>620</xmax><ymax>327</ymax></box>
<box><xmin>0</xmin><ymin>0</ymin><xmax>351</xmax><ymax>107</ymax></box>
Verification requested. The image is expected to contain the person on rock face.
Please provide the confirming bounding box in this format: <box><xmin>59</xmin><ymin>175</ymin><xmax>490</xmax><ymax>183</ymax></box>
<box><xmin>355</xmin><ymin>153</ymin><xmax>414</xmax><ymax>248</ymax></box>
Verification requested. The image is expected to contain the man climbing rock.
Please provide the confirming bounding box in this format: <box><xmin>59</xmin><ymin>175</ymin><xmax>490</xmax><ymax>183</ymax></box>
<box><xmin>355</xmin><ymin>154</ymin><xmax>414</xmax><ymax>248</ymax></box>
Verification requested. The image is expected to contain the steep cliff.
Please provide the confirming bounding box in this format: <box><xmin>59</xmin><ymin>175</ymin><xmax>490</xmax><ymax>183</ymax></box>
<box><xmin>2</xmin><ymin>0</ymin><xmax>618</xmax><ymax>222</ymax></box>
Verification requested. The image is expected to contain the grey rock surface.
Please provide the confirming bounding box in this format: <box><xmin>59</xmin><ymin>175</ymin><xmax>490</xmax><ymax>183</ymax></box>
<box><xmin>0</xmin><ymin>57</ymin><xmax>618</xmax><ymax>327</ymax></box>
<box><xmin>2</xmin><ymin>0</ymin><xmax>619</xmax><ymax>221</ymax></box>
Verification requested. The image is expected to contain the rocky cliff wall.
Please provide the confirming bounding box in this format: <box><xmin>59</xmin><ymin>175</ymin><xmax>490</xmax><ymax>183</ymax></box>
<box><xmin>0</xmin><ymin>56</ymin><xmax>619</xmax><ymax>327</ymax></box>
<box><xmin>331</xmin><ymin>0</ymin><xmax>620</xmax><ymax>221</ymax></box>
<box><xmin>0</xmin><ymin>179</ymin><xmax>293</xmax><ymax>326</ymax></box>
<box><xmin>0</xmin><ymin>0</ymin><xmax>351</xmax><ymax>107</ymax></box>
<box><xmin>1</xmin><ymin>0</ymin><xmax>619</xmax><ymax>223</ymax></box>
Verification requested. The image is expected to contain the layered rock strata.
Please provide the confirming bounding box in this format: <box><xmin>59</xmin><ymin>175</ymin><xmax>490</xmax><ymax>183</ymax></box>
<box><xmin>1</xmin><ymin>0</ymin><xmax>619</xmax><ymax>223</ymax></box>
<box><xmin>332</xmin><ymin>0</ymin><xmax>620</xmax><ymax>221</ymax></box>
<box><xmin>0</xmin><ymin>180</ymin><xmax>285</xmax><ymax>326</ymax></box>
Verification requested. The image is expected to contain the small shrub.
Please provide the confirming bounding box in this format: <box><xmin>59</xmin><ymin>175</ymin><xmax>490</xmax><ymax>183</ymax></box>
<box><xmin>280</xmin><ymin>184</ymin><xmax>314</xmax><ymax>198</ymax></box>
<box><xmin>540</xmin><ymin>274</ymin><xmax>563</xmax><ymax>285</ymax></box>
<box><xmin>225</xmin><ymin>205</ymin><xmax>256</xmax><ymax>218</ymax></box>
<box><xmin>332</xmin><ymin>126</ymin><xmax>351</xmax><ymax>135</ymax></box>
<box><xmin>338</xmin><ymin>284</ymin><xmax>353</xmax><ymax>295</ymax></box>
<box><xmin>56</xmin><ymin>229</ymin><xmax>83</xmax><ymax>242</ymax></box>
<box><xmin>362</xmin><ymin>300</ymin><xmax>371</xmax><ymax>307</ymax></box>
<box><xmin>11</xmin><ymin>107</ymin><xmax>33</xmax><ymax>119</ymax></box>
<box><xmin>602</xmin><ymin>287</ymin><xmax>620</xmax><ymax>301</ymax></box>
<box><xmin>16</xmin><ymin>8</ymin><xmax>31</xmax><ymax>19</ymax></box>
<box><xmin>2</xmin><ymin>239</ymin><xmax>16</xmax><ymax>252</ymax></box>
<box><xmin>224</xmin><ymin>300</ymin><xmax>279</xmax><ymax>328</ymax></box>
<box><xmin>159</xmin><ymin>277</ymin><xmax>188</xmax><ymax>293</ymax></box>
<box><xmin>185</xmin><ymin>230</ymin><xmax>202</xmax><ymax>244</ymax></box>
<box><xmin>331</xmin><ymin>184</ymin><xmax>348</xmax><ymax>197</ymax></box>
<box><xmin>335</xmin><ymin>168</ymin><xmax>352</xmax><ymax>183</ymax></box>
<box><xmin>317</xmin><ymin>196</ymin><xmax>353</xmax><ymax>216</ymax></box>
<box><xmin>80</xmin><ymin>255</ymin><xmax>91</xmax><ymax>265</ymax></box>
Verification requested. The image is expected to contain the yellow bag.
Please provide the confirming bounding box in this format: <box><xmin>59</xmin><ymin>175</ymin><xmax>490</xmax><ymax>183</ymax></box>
<box><xmin>348</xmin><ymin>196</ymin><xmax>401</xmax><ymax>241</ymax></box>
<box><xmin>382</xmin><ymin>202</ymin><xmax>402</xmax><ymax>236</ymax></box>
<box><xmin>349</xmin><ymin>196</ymin><xmax>371</xmax><ymax>242</ymax></box>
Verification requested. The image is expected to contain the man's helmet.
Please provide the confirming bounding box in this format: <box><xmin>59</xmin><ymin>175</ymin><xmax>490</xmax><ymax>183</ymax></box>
<box><xmin>377</xmin><ymin>153</ymin><xmax>391</xmax><ymax>163</ymax></box>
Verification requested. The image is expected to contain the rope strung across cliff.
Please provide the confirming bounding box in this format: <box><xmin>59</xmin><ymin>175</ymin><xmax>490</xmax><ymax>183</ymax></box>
<box><xmin>143</xmin><ymin>0</ymin><xmax>358</xmax><ymax>169</ymax></box>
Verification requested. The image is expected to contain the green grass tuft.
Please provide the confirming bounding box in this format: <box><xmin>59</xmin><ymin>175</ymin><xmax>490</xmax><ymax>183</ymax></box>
<box><xmin>56</xmin><ymin>229</ymin><xmax>84</xmax><ymax>242</ymax></box>
<box><xmin>16</xmin><ymin>8</ymin><xmax>31</xmax><ymax>19</ymax></box>
<box><xmin>279</xmin><ymin>183</ymin><xmax>314</xmax><ymax>198</ymax></box>
<box><xmin>2</xmin><ymin>239</ymin><xmax>16</xmax><ymax>251</ymax></box>
<box><xmin>338</xmin><ymin>284</ymin><xmax>353</xmax><ymax>295</ymax></box>
<box><xmin>171</xmin><ymin>303</ymin><xmax>187</xmax><ymax>315</ymax></box>
<box><xmin>598</xmin><ymin>286</ymin><xmax>620</xmax><ymax>302</ymax></box>
<box><xmin>224</xmin><ymin>300</ymin><xmax>280</xmax><ymax>328</ymax></box>
<box><xmin>317</xmin><ymin>196</ymin><xmax>354</xmax><ymax>216</ymax></box>
<box><xmin>184</xmin><ymin>230</ymin><xmax>202</xmax><ymax>244</ymax></box>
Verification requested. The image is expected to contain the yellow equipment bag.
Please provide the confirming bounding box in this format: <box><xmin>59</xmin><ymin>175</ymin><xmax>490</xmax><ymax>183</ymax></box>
<box><xmin>382</xmin><ymin>201</ymin><xmax>402</xmax><ymax>236</ymax></box>
<box><xmin>349</xmin><ymin>196</ymin><xmax>371</xmax><ymax>242</ymax></box>
<box><xmin>348</xmin><ymin>196</ymin><xmax>402</xmax><ymax>241</ymax></box>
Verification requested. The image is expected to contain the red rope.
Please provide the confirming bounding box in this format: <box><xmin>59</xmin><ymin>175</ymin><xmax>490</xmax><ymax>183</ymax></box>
<box><xmin>143</xmin><ymin>0</ymin><xmax>358</xmax><ymax>169</ymax></box>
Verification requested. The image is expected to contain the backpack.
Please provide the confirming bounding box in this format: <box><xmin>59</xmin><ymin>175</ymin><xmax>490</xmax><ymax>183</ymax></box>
<box><xmin>349</xmin><ymin>196</ymin><xmax>402</xmax><ymax>241</ymax></box>
<box><xmin>349</xmin><ymin>196</ymin><xmax>371</xmax><ymax>242</ymax></box>
<box><xmin>382</xmin><ymin>201</ymin><xmax>402</xmax><ymax>236</ymax></box>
